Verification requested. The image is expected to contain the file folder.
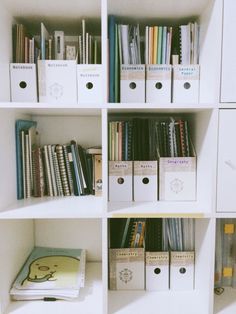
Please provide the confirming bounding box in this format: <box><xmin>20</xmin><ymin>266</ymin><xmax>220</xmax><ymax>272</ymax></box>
<box><xmin>10</xmin><ymin>63</ymin><xmax>37</xmax><ymax>102</ymax></box>
<box><xmin>109</xmin><ymin>161</ymin><xmax>133</xmax><ymax>201</ymax></box>
<box><xmin>146</xmin><ymin>65</ymin><xmax>172</xmax><ymax>103</ymax></box>
<box><xmin>172</xmin><ymin>65</ymin><xmax>199</xmax><ymax>103</ymax></box>
<box><xmin>109</xmin><ymin>248</ymin><xmax>145</xmax><ymax>290</ymax></box>
<box><xmin>146</xmin><ymin>251</ymin><xmax>169</xmax><ymax>291</ymax></box>
<box><xmin>120</xmin><ymin>64</ymin><xmax>145</xmax><ymax>103</ymax></box>
<box><xmin>38</xmin><ymin>60</ymin><xmax>77</xmax><ymax>103</ymax></box>
<box><xmin>77</xmin><ymin>64</ymin><xmax>103</xmax><ymax>104</ymax></box>
<box><xmin>159</xmin><ymin>157</ymin><xmax>196</xmax><ymax>201</ymax></box>
<box><xmin>133</xmin><ymin>160</ymin><xmax>158</xmax><ymax>201</ymax></box>
<box><xmin>170</xmin><ymin>251</ymin><xmax>195</xmax><ymax>290</ymax></box>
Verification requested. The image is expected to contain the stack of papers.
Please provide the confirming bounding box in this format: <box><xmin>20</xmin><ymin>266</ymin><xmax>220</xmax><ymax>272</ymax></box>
<box><xmin>10</xmin><ymin>246</ymin><xmax>86</xmax><ymax>300</ymax></box>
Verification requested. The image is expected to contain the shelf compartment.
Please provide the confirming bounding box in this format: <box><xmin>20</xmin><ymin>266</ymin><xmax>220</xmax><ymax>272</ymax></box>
<box><xmin>108</xmin><ymin>218</ymin><xmax>214</xmax><ymax>314</ymax></box>
<box><xmin>0</xmin><ymin>218</ymin><xmax>103</xmax><ymax>314</ymax></box>
<box><xmin>107</xmin><ymin>109</ymin><xmax>217</xmax><ymax>216</ymax></box>
<box><xmin>0</xmin><ymin>108</ymin><xmax>102</xmax><ymax>216</ymax></box>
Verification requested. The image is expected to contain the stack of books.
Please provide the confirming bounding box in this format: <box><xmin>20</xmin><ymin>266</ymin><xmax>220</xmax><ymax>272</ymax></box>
<box><xmin>10</xmin><ymin>246</ymin><xmax>86</xmax><ymax>300</ymax></box>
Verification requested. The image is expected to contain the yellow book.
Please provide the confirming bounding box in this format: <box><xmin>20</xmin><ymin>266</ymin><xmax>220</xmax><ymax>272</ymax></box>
<box><xmin>148</xmin><ymin>27</ymin><xmax>153</xmax><ymax>64</ymax></box>
<box><xmin>153</xmin><ymin>26</ymin><xmax>158</xmax><ymax>64</ymax></box>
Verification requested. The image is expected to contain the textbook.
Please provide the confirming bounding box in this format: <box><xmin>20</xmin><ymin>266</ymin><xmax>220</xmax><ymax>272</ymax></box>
<box><xmin>10</xmin><ymin>246</ymin><xmax>86</xmax><ymax>300</ymax></box>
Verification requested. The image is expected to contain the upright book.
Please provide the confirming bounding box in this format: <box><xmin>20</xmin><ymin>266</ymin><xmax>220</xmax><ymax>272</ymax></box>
<box><xmin>15</xmin><ymin>119</ymin><xmax>37</xmax><ymax>200</ymax></box>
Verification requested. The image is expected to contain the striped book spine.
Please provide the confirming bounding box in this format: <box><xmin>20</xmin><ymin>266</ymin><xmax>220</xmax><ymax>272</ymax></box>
<box><xmin>55</xmin><ymin>144</ymin><xmax>70</xmax><ymax>196</ymax></box>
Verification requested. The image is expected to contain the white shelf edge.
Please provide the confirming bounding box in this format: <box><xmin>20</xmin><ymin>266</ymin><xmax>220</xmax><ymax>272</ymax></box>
<box><xmin>0</xmin><ymin>102</ymin><xmax>220</xmax><ymax>110</ymax></box>
<box><xmin>107</xmin><ymin>102</ymin><xmax>218</xmax><ymax>110</ymax></box>
<box><xmin>107</xmin><ymin>201</ymin><xmax>212</xmax><ymax>218</ymax></box>
<box><xmin>0</xmin><ymin>196</ymin><xmax>104</xmax><ymax>219</ymax></box>
<box><xmin>215</xmin><ymin>212</ymin><xmax>236</xmax><ymax>218</ymax></box>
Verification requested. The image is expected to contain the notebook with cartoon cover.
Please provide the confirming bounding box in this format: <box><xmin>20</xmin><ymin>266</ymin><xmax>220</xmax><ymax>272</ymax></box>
<box><xmin>10</xmin><ymin>246</ymin><xmax>86</xmax><ymax>300</ymax></box>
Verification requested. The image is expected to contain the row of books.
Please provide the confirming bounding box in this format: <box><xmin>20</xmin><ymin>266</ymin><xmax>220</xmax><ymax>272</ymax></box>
<box><xmin>13</xmin><ymin>20</ymin><xmax>100</xmax><ymax>63</ymax></box>
<box><xmin>109</xmin><ymin>218</ymin><xmax>195</xmax><ymax>251</ymax></box>
<box><xmin>108</xmin><ymin>117</ymin><xmax>194</xmax><ymax>161</ymax></box>
<box><xmin>109</xmin><ymin>218</ymin><xmax>195</xmax><ymax>291</ymax></box>
<box><xmin>15</xmin><ymin>119</ymin><xmax>102</xmax><ymax>200</ymax></box>
<box><xmin>145</xmin><ymin>26</ymin><xmax>173</xmax><ymax>65</ymax></box>
<box><xmin>10</xmin><ymin>246</ymin><xmax>86</xmax><ymax>300</ymax></box>
<box><xmin>215</xmin><ymin>219</ymin><xmax>236</xmax><ymax>290</ymax></box>
<box><xmin>108</xmin><ymin>15</ymin><xmax>200</xmax><ymax>102</ymax></box>
<box><xmin>13</xmin><ymin>24</ymin><xmax>40</xmax><ymax>64</ymax></box>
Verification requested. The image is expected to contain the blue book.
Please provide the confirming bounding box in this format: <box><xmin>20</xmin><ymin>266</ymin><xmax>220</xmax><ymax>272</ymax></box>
<box><xmin>108</xmin><ymin>15</ymin><xmax>116</xmax><ymax>103</ymax></box>
<box><xmin>162</xmin><ymin>26</ymin><xmax>167</xmax><ymax>64</ymax></box>
<box><xmin>15</xmin><ymin>119</ymin><xmax>37</xmax><ymax>200</ymax></box>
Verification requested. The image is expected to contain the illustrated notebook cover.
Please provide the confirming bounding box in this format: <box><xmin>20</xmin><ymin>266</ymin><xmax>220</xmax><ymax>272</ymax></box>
<box><xmin>10</xmin><ymin>246</ymin><xmax>86</xmax><ymax>300</ymax></box>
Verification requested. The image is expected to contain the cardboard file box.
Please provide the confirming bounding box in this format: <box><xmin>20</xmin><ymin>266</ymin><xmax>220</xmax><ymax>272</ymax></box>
<box><xmin>133</xmin><ymin>161</ymin><xmax>158</xmax><ymax>201</ymax></box>
<box><xmin>10</xmin><ymin>63</ymin><xmax>37</xmax><ymax>102</ymax></box>
<box><xmin>172</xmin><ymin>65</ymin><xmax>199</xmax><ymax>103</ymax></box>
<box><xmin>120</xmin><ymin>64</ymin><xmax>145</xmax><ymax>103</ymax></box>
<box><xmin>109</xmin><ymin>161</ymin><xmax>133</xmax><ymax>201</ymax></box>
<box><xmin>38</xmin><ymin>60</ymin><xmax>77</xmax><ymax>103</ymax></box>
<box><xmin>159</xmin><ymin>157</ymin><xmax>196</xmax><ymax>201</ymax></box>
<box><xmin>146</xmin><ymin>65</ymin><xmax>172</xmax><ymax>103</ymax></box>
<box><xmin>146</xmin><ymin>252</ymin><xmax>169</xmax><ymax>291</ymax></box>
<box><xmin>170</xmin><ymin>251</ymin><xmax>195</xmax><ymax>290</ymax></box>
<box><xmin>109</xmin><ymin>248</ymin><xmax>145</xmax><ymax>290</ymax></box>
<box><xmin>77</xmin><ymin>64</ymin><xmax>102</xmax><ymax>104</ymax></box>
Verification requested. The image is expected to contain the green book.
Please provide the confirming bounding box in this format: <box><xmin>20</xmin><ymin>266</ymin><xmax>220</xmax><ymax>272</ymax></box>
<box><xmin>157</xmin><ymin>26</ymin><xmax>163</xmax><ymax>64</ymax></box>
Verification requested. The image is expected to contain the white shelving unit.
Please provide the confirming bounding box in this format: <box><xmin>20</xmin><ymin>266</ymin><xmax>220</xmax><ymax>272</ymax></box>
<box><xmin>0</xmin><ymin>0</ymin><xmax>235</xmax><ymax>313</ymax></box>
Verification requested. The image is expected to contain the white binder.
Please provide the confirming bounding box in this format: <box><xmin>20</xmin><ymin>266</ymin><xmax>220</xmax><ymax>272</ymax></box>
<box><xmin>38</xmin><ymin>60</ymin><xmax>77</xmax><ymax>104</ymax></box>
<box><xmin>133</xmin><ymin>160</ymin><xmax>158</xmax><ymax>201</ymax></box>
<box><xmin>172</xmin><ymin>65</ymin><xmax>199</xmax><ymax>103</ymax></box>
<box><xmin>159</xmin><ymin>157</ymin><xmax>196</xmax><ymax>201</ymax></box>
<box><xmin>146</xmin><ymin>252</ymin><xmax>169</xmax><ymax>291</ymax></box>
<box><xmin>109</xmin><ymin>161</ymin><xmax>133</xmax><ymax>201</ymax></box>
<box><xmin>77</xmin><ymin>64</ymin><xmax>103</xmax><ymax>104</ymax></box>
<box><xmin>146</xmin><ymin>65</ymin><xmax>172</xmax><ymax>103</ymax></box>
<box><xmin>170</xmin><ymin>251</ymin><xmax>195</xmax><ymax>290</ymax></box>
<box><xmin>120</xmin><ymin>64</ymin><xmax>145</xmax><ymax>103</ymax></box>
<box><xmin>10</xmin><ymin>63</ymin><xmax>37</xmax><ymax>102</ymax></box>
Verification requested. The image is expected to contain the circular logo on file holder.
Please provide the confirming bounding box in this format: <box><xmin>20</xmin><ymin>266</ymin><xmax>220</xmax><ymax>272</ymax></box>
<box><xmin>119</xmin><ymin>268</ymin><xmax>133</xmax><ymax>284</ymax></box>
<box><xmin>49</xmin><ymin>82</ymin><xmax>63</xmax><ymax>99</ymax></box>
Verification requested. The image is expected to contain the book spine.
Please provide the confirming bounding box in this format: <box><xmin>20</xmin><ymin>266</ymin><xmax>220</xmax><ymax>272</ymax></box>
<box><xmin>43</xmin><ymin>145</ymin><xmax>53</xmax><ymax>196</ymax></box>
<box><xmin>66</xmin><ymin>145</ymin><xmax>79</xmax><ymax>196</ymax></box>
<box><xmin>24</xmin><ymin>133</ymin><xmax>31</xmax><ymax>198</ymax></box>
<box><xmin>47</xmin><ymin>145</ymin><xmax>58</xmax><ymax>196</ymax></box>
<box><xmin>51</xmin><ymin>145</ymin><xmax>64</xmax><ymax>196</ymax></box>
<box><xmin>70</xmin><ymin>142</ymin><xmax>83</xmax><ymax>196</ymax></box>
<box><xmin>179</xmin><ymin>119</ymin><xmax>186</xmax><ymax>157</ymax></box>
<box><xmin>32</xmin><ymin>147</ymin><xmax>45</xmax><ymax>197</ymax></box>
<box><xmin>94</xmin><ymin>154</ymin><xmax>102</xmax><ymax>196</ymax></box>
<box><xmin>55</xmin><ymin>144</ymin><xmax>70</xmax><ymax>196</ymax></box>
<box><xmin>63</xmin><ymin>144</ymin><xmax>74</xmax><ymax>195</ymax></box>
